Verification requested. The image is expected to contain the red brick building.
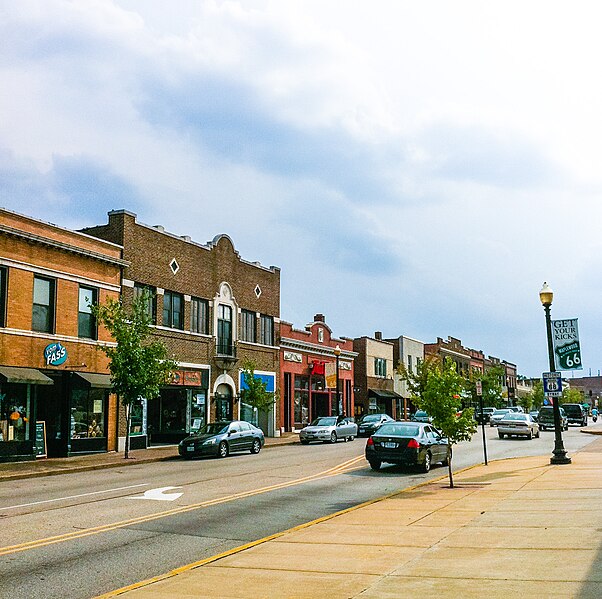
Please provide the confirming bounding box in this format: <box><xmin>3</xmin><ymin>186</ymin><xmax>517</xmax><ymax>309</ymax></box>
<box><xmin>0</xmin><ymin>209</ymin><xmax>125</xmax><ymax>461</ymax></box>
<box><xmin>279</xmin><ymin>314</ymin><xmax>355</xmax><ymax>431</ymax></box>
<box><xmin>83</xmin><ymin>210</ymin><xmax>281</xmax><ymax>445</ymax></box>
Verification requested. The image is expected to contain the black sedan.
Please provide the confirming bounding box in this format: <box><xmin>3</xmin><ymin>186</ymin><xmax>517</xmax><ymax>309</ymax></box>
<box><xmin>365</xmin><ymin>422</ymin><xmax>448</xmax><ymax>473</ymax></box>
<box><xmin>357</xmin><ymin>413</ymin><xmax>395</xmax><ymax>437</ymax></box>
<box><xmin>178</xmin><ymin>420</ymin><xmax>264</xmax><ymax>458</ymax></box>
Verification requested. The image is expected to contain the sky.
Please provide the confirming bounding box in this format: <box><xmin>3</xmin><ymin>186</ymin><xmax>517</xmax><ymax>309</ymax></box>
<box><xmin>1</xmin><ymin>0</ymin><xmax>601</xmax><ymax>378</ymax></box>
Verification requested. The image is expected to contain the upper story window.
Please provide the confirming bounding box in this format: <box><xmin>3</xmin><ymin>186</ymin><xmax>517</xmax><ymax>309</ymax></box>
<box><xmin>260</xmin><ymin>314</ymin><xmax>274</xmax><ymax>346</ymax></box>
<box><xmin>78</xmin><ymin>286</ymin><xmax>97</xmax><ymax>339</ymax></box>
<box><xmin>407</xmin><ymin>354</ymin><xmax>412</xmax><ymax>373</ymax></box>
<box><xmin>134</xmin><ymin>283</ymin><xmax>156</xmax><ymax>324</ymax></box>
<box><xmin>0</xmin><ymin>267</ymin><xmax>7</xmax><ymax>327</ymax></box>
<box><xmin>374</xmin><ymin>357</ymin><xmax>387</xmax><ymax>377</ymax></box>
<box><xmin>240</xmin><ymin>309</ymin><xmax>256</xmax><ymax>343</ymax></box>
<box><xmin>32</xmin><ymin>276</ymin><xmax>55</xmax><ymax>333</ymax></box>
<box><xmin>163</xmin><ymin>291</ymin><xmax>183</xmax><ymax>329</ymax></box>
<box><xmin>190</xmin><ymin>297</ymin><xmax>209</xmax><ymax>334</ymax></box>
<box><xmin>217</xmin><ymin>304</ymin><xmax>233</xmax><ymax>355</ymax></box>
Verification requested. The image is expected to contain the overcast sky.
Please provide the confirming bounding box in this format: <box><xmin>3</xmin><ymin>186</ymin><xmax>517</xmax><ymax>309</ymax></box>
<box><xmin>2</xmin><ymin>0</ymin><xmax>601</xmax><ymax>378</ymax></box>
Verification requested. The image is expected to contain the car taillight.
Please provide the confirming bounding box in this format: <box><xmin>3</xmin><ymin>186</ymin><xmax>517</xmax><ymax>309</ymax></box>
<box><xmin>366</xmin><ymin>437</ymin><xmax>374</xmax><ymax>446</ymax></box>
<box><xmin>407</xmin><ymin>439</ymin><xmax>420</xmax><ymax>448</ymax></box>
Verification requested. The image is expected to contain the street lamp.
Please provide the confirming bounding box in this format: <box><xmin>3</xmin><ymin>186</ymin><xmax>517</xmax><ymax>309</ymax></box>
<box><xmin>539</xmin><ymin>282</ymin><xmax>571</xmax><ymax>465</ymax></box>
<box><xmin>334</xmin><ymin>345</ymin><xmax>341</xmax><ymax>416</ymax></box>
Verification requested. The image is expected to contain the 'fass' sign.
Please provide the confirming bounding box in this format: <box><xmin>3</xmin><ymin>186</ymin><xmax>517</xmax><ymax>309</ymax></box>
<box><xmin>44</xmin><ymin>342</ymin><xmax>67</xmax><ymax>366</ymax></box>
<box><xmin>552</xmin><ymin>319</ymin><xmax>582</xmax><ymax>371</ymax></box>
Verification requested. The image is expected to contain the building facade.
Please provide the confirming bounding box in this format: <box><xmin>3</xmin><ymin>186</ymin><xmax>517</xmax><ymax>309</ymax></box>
<box><xmin>424</xmin><ymin>336</ymin><xmax>471</xmax><ymax>373</ymax></box>
<box><xmin>279</xmin><ymin>314</ymin><xmax>355</xmax><ymax>431</ymax></box>
<box><xmin>83</xmin><ymin>210</ymin><xmax>280</xmax><ymax>446</ymax></box>
<box><xmin>387</xmin><ymin>335</ymin><xmax>424</xmax><ymax>419</ymax></box>
<box><xmin>0</xmin><ymin>209</ymin><xmax>125</xmax><ymax>461</ymax></box>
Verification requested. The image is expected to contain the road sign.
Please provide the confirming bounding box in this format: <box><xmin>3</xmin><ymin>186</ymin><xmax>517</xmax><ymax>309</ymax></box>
<box><xmin>475</xmin><ymin>380</ymin><xmax>483</xmax><ymax>396</ymax></box>
<box><xmin>552</xmin><ymin>318</ymin><xmax>582</xmax><ymax>371</ymax></box>
<box><xmin>543</xmin><ymin>372</ymin><xmax>562</xmax><ymax>397</ymax></box>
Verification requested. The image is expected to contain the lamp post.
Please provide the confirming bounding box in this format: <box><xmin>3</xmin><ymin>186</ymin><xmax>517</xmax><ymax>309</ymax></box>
<box><xmin>539</xmin><ymin>282</ymin><xmax>571</xmax><ymax>465</ymax></box>
<box><xmin>334</xmin><ymin>345</ymin><xmax>341</xmax><ymax>416</ymax></box>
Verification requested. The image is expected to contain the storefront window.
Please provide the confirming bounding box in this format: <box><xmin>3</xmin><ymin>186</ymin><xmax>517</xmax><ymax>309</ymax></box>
<box><xmin>160</xmin><ymin>388</ymin><xmax>187</xmax><ymax>433</ymax></box>
<box><xmin>70</xmin><ymin>388</ymin><xmax>106</xmax><ymax>439</ymax></box>
<box><xmin>294</xmin><ymin>375</ymin><xmax>309</xmax><ymax>426</ymax></box>
<box><xmin>129</xmin><ymin>400</ymin><xmax>146</xmax><ymax>436</ymax></box>
<box><xmin>0</xmin><ymin>383</ymin><xmax>31</xmax><ymax>442</ymax></box>
<box><xmin>190</xmin><ymin>391</ymin><xmax>206</xmax><ymax>432</ymax></box>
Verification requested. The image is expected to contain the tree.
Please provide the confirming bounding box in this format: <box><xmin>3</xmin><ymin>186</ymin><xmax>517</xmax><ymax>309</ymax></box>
<box><xmin>530</xmin><ymin>380</ymin><xmax>545</xmax><ymax>410</ymax></box>
<box><xmin>517</xmin><ymin>393</ymin><xmax>533</xmax><ymax>413</ymax></box>
<box><xmin>91</xmin><ymin>292</ymin><xmax>177</xmax><ymax>459</ymax></box>
<box><xmin>240</xmin><ymin>359</ymin><xmax>276</xmax><ymax>427</ymax></box>
<box><xmin>398</xmin><ymin>356</ymin><xmax>477</xmax><ymax>488</ymax></box>
<box><xmin>560</xmin><ymin>387</ymin><xmax>584</xmax><ymax>405</ymax></box>
<box><xmin>465</xmin><ymin>365</ymin><xmax>505</xmax><ymax>409</ymax></box>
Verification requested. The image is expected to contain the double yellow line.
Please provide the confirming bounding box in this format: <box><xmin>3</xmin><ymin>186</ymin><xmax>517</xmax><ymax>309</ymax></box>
<box><xmin>0</xmin><ymin>454</ymin><xmax>365</xmax><ymax>558</ymax></box>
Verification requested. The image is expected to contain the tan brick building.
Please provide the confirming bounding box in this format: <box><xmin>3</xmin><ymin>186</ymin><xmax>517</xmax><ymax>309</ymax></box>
<box><xmin>0</xmin><ymin>209</ymin><xmax>125</xmax><ymax>461</ymax></box>
<box><xmin>83</xmin><ymin>210</ymin><xmax>281</xmax><ymax>445</ymax></box>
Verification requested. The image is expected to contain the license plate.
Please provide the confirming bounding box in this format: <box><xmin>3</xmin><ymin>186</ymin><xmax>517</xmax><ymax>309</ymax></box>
<box><xmin>186</xmin><ymin>446</ymin><xmax>194</xmax><ymax>452</ymax></box>
<box><xmin>383</xmin><ymin>442</ymin><xmax>397</xmax><ymax>449</ymax></box>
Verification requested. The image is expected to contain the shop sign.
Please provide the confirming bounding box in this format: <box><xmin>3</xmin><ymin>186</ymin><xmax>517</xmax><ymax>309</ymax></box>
<box><xmin>44</xmin><ymin>342</ymin><xmax>67</xmax><ymax>366</ymax></box>
<box><xmin>171</xmin><ymin>370</ymin><xmax>208</xmax><ymax>387</ymax></box>
<box><xmin>284</xmin><ymin>351</ymin><xmax>302</xmax><ymax>363</ymax></box>
<box><xmin>551</xmin><ymin>318</ymin><xmax>582</xmax><ymax>370</ymax></box>
<box><xmin>239</xmin><ymin>371</ymin><xmax>276</xmax><ymax>393</ymax></box>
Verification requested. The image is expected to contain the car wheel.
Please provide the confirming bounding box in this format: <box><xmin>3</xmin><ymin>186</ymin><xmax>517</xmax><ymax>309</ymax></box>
<box><xmin>536</xmin><ymin>429</ymin><xmax>540</xmax><ymax>438</ymax></box>
<box><xmin>300</xmin><ymin>439</ymin><xmax>310</xmax><ymax>445</ymax></box>
<box><xmin>498</xmin><ymin>432</ymin><xmax>504</xmax><ymax>439</ymax></box>
<box><xmin>330</xmin><ymin>432</ymin><xmax>337</xmax><ymax>444</ymax></box>
<box><xmin>421</xmin><ymin>451</ymin><xmax>432</xmax><ymax>473</ymax></box>
<box><xmin>218</xmin><ymin>441</ymin><xmax>229</xmax><ymax>458</ymax></box>
<box><xmin>369</xmin><ymin>460</ymin><xmax>381</xmax><ymax>471</ymax></box>
<box><xmin>441</xmin><ymin>454</ymin><xmax>449</xmax><ymax>467</ymax></box>
<box><xmin>348</xmin><ymin>435</ymin><xmax>355</xmax><ymax>442</ymax></box>
<box><xmin>250</xmin><ymin>439</ymin><xmax>261</xmax><ymax>454</ymax></box>
<box><xmin>583</xmin><ymin>419</ymin><xmax>588</xmax><ymax>427</ymax></box>
<box><xmin>528</xmin><ymin>430</ymin><xmax>533</xmax><ymax>440</ymax></box>
<box><xmin>541</xmin><ymin>425</ymin><xmax>546</xmax><ymax>431</ymax></box>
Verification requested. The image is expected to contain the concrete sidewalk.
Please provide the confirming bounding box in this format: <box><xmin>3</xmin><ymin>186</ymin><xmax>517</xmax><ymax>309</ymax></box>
<box><xmin>0</xmin><ymin>433</ymin><xmax>299</xmax><ymax>482</ymax></box>
<box><xmin>102</xmin><ymin>436</ymin><xmax>602</xmax><ymax>598</ymax></box>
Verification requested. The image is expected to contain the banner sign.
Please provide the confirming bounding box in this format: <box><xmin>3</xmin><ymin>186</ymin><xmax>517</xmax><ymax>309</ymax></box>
<box><xmin>325</xmin><ymin>361</ymin><xmax>337</xmax><ymax>389</ymax></box>
<box><xmin>551</xmin><ymin>318</ymin><xmax>583</xmax><ymax>370</ymax></box>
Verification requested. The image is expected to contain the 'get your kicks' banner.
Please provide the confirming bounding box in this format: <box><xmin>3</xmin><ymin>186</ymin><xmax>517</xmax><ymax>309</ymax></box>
<box><xmin>552</xmin><ymin>318</ymin><xmax>582</xmax><ymax>371</ymax></box>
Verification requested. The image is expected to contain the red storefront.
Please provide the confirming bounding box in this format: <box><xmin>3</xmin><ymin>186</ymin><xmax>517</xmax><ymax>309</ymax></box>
<box><xmin>279</xmin><ymin>314</ymin><xmax>356</xmax><ymax>432</ymax></box>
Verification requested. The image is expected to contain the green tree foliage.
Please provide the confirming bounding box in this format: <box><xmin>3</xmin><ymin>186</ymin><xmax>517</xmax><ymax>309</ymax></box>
<box><xmin>465</xmin><ymin>365</ymin><xmax>505</xmax><ymax>409</ymax></box>
<box><xmin>530</xmin><ymin>380</ymin><xmax>545</xmax><ymax>410</ymax></box>
<box><xmin>560</xmin><ymin>387</ymin><xmax>584</xmax><ymax>404</ymax></box>
<box><xmin>517</xmin><ymin>393</ymin><xmax>533</xmax><ymax>413</ymax></box>
<box><xmin>398</xmin><ymin>356</ymin><xmax>477</xmax><ymax>488</ymax></box>
<box><xmin>240</xmin><ymin>359</ymin><xmax>276</xmax><ymax>423</ymax></box>
<box><xmin>91</xmin><ymin>292</ymin><xmax>177</xmax><ymax>458</ymax></box>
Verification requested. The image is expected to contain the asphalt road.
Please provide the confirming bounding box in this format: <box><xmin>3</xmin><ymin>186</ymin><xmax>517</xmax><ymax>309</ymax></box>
<box><xmin>0</xmin><ymin>424</ymin><xmax>598</xmax><ymax>599</ymax></box>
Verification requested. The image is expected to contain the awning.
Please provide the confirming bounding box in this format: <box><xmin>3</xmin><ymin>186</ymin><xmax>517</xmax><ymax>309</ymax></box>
<box><xmin>73</xmin><ymin>372</ymin><xmax>113</xmax><ymax>389</ymax></box>
<box><xmin>368</xmin><ymin>388</ymin><xmax>402</xmax><ymax>400</ymax></box>
<box><xmin>0</xmin><ymin>366</ymin><xmax>53</xmax><ymax>385</ymax></box>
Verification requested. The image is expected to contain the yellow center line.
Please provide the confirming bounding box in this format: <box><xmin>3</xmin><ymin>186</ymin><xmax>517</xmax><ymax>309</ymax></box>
<box><xmin>0</xmin><ymin>453</ymin><xmax>366</xmax><ymax>557</ymax></box>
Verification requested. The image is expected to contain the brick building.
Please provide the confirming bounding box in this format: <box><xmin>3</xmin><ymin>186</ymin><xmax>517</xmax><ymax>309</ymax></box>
<box><xmin>424</xmin><ymin>336</ymin><xmax>471</xmax><ymax>373</ymax></box>
<box><xmin>387</xmin><ymin>334</ymin><xmax>424</xmax><ymax>419</ymax></box>
<box><xmin>279</xmin><ymin>314</ymin><xmax>355</xmax><ymax>431</ymax></box>
<box><xmin>0</xmin><ymin>209</ymin><xmax>124</xmax><ymax>461</ymax></box>
<box><xmin>83</xmin><ymin>210</ymin><xmax>280</xmax><ymax>446</ymax></box>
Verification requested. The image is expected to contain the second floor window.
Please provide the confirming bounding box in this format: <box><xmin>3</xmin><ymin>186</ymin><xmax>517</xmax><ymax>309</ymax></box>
<box><xmin>374</xmin><ymin>357</ymin><xmax>387</xmax><ymax>377</ymax></box>
<box><xmin>190</xmin><ymin>297</ymin><xmax>209</xmax><ymax>334</ymax></box>
<box><xmin>0</xmin><ymin>267</ymin><xmax>6</xmax><ymax>327</ymax></box>
<box><xmin>217</xmin><ymin>304</ymin><xmax>233</xmax><ymax>354</ymax></box>
<box><xmin>32</xmin><ymin>276</ymin><xmax>55</xmax><ymax>333</ymax></box>
<box><xmin>240</xmin><ymin>310</ymin><xmax>256</xmax><ymax>342</ymax></box>
<box><xmin>78</xmin><ymin>286</ymin><xmax>97</xmax><ymax>339</ymax></box>
<box><xmin>163</xmin><ymin>291</ymin><xmax>183</xmax><ymax>329</ymax></box>
<box><xmin>134</xmin><ymin>283</ymin><xmax>156</xmax><ymax>324</ymax></box>
<box><xmin>260</xmin><ymin>314</ymin><xmax>274</xmax><ymax>346</ymax></box>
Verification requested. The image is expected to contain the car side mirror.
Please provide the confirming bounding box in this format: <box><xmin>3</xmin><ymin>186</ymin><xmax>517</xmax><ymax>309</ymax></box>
<box><xmin>229</xmin><ymin>429</ymin><xmax>237</xmax><ymax>435</ymax></box>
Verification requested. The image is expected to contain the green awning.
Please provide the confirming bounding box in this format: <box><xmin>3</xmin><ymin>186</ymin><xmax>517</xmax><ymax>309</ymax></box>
<box><xmin>368</xmin><ymin>388</ymin><xmax>402</xmax><ymax>400</ymax></box>
<box><xmin>0</xmin><ymin>366</ymin><xmax>53</xmax><ymax>385</ymax></box>
<box><xmin>73</xmin><ymin>372</ymin><xmax>113</xmax><ymax>389</ymax></box>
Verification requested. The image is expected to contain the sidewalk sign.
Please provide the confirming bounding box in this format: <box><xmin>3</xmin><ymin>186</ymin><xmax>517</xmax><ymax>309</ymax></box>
<box><xmin>35</xmin><ymin>421</ymin><xmax>47</xmax><ymax>458</ymax></box>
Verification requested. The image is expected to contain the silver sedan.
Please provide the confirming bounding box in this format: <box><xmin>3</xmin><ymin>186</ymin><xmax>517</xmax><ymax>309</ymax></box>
<box><xmin>299</xmin><ymin>416</ymin><xmax>358</xmax><ymax>444</ymax></box>
<box><xmin>498</xmin><ymin>413</ymin><xmax>540</xmax><ymax>439</ymax></box>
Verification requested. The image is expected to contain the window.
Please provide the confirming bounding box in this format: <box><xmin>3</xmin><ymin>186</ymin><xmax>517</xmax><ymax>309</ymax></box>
<box><xmin>0</xmin><ymin>267</ymin><xmax>6</xmax><ymax>327</ymax></box>
<box><xmin>163</xmin><ymin>291</ymin><xmax>183</xmax><ymax>329</ymax></box>
<box><xmin>240</xmin><ymin>309</ymin><xmax>256</xmax><ymax>342</ymax></box>
<box><xmin>32</xmin><ymin>276</ymin><xmax>55</xmax><ymax>333</ymax></box>
<box><xmin>70</xmin><ymin>388</ymin><xmax>106</xmax><ymax>439</ymax></box>
<box><xmin>78</xmin><ymin>286</ymin><xmax>97</xmax><ymax>339</ymax></box>
<box><xmin>190</xmin><ymin>297</ymin><xmax>209</xmax><ymax>334</ymax></box>
<box><xmin>407</xmin><ymin>354</ymin><xmax>412</xmax><ymax>373</ymax></box>
<box><xmin>134</xmin><ymin>284</ymin><xmax>156</xmax><ymax>323</ymax></box>
<box><xmin>260</xmin><ymin>314</ymin><xmax>274</xmax><ymax>346</ymax></box>
<box><xmin>217</xmin><ymin>304</ymin><xmax>233</xmax><ymax>355</ymax></box>
<box><xmin>374</xmin><ymin>357</ymin><xmax>387</xmax><ymax>377</ymax></box>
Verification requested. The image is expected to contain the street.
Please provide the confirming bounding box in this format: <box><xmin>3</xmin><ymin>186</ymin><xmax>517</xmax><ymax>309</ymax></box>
<box><xmin>0</xmin><ymin>425</ymin><xmax>598</xmax><ymax>599</ymax></box>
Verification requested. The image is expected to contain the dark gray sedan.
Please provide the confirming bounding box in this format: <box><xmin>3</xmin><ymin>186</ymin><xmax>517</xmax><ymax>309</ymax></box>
<box><xmin>178</xmin><ymin>420</ymin><xmax>264</xmax><ymax>458</ymax></box>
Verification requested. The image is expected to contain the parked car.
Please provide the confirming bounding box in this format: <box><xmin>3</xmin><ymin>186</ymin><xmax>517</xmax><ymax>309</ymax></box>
<box><xmin>529</xmin><ymin>410</ymin><xmax>540</xmax><ymax>422</ymax></box>
<box><xmin>498</xmin><ymin>413</ymin><xmax>540</xmax><ymax>439</ymax></box>
<box><xmin>508</xmin><ymin>406</ymin><xmax>525</xmax><ymax>413</ymax></box>
<box><xmin>475</xmin><ymin>407</ymin><xmax>495</xmax><ymax>424</ymax></box>
<box><xmin>299</xmin><ymin>415</ymin><xmax>358</xmax><ymax>444</ymax></box>
<box><xmin>538</xmin><ymin>406</ymin><xmax>568</xmax><ymax>431</ymax></box>
<box><xmin>562</xmin><ymin>403</ymin><xmax>588</xmax><ymax>426</ymax></box>
<box><xmin>357</xmin><ymin>413</ymin><xmax>395</xmax><ymax>437</ymax></box>
<box><xmin>178</xmin><ymin>420</ymin><xmax>264</xmax><ymax>458</ymax></box>
<box><xmin>490</xmin><ymin>408</ymin><xmax>513</xmax><ymax>427</ymax></box>
<box><xmin>365</xmin><ymin>422</ymin><xmax>448</xmax><ymax>473</ymax></box>
<box><xmin>411</xmin><ymin>410</ymin><xmax>433</xmax><ymax>423</ymax></box>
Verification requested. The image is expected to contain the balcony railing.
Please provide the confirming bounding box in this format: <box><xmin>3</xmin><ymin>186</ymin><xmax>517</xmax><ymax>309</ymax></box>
<box><xmin>215</xmin><ymin>342</ymin><xmax>237</xmax><ymax>359</ymax></box>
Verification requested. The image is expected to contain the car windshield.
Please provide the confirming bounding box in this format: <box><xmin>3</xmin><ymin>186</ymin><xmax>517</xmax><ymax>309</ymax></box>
<box><xmin>361</xmin><ymin>415</ymin><xmax>382</xmax><ymax>423</ymax></box>
<box><xmin>503</xmin><ymin>413</ymin><xmax>527</xmax><ymax>421</ymax></box>
<box><xmin>493</xmin><ymin>409</ymin><xmax>510</xmax><ymax>416</ymax></box>
<box><xmin>415</xmin><ymin>411</ymin><xmax>428</xmax><ymax>417</ymax></box>
<box><xmin>563</xmin><ymin>405</ymin><xmax>582</xmax><ymax>415</ymax></box>
<box><xmin>377</xmin><ymin>423</ymin><xmax>421</xmax><ymax>437</ymax></box>
<box><xmin>310</xmin><ymin>417</ymin><xmax>337</xmax><ymax>427</ymax></box>
<box><xmin>198</xmin><ymin>422</ymin><xmax>230</xmax><ymax>435</ymax></box>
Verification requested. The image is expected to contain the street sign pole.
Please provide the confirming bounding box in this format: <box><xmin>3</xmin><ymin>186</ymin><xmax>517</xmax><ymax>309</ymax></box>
<box><xmin>476</xmin><ymin>380</ymin><xmax>487</xmax><ymax>466</ymax></box>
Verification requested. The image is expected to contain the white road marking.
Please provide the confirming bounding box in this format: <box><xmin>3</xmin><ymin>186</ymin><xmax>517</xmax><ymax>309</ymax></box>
<box><xmin>128</xmin><ymin>486</ymin><xmax>183</xmax><ymax>501</ymax></box>
<box><xmin>1</xmin><ymin>483</ymin><xmax>149</xmax><ymax>511</ymax></box>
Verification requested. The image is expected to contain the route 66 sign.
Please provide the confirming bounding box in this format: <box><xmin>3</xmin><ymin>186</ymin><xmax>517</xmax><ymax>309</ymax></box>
<box><xmin>543</xmin><ymin>372</ymin><xmax>562</xmax><ymax>397</ymax></box>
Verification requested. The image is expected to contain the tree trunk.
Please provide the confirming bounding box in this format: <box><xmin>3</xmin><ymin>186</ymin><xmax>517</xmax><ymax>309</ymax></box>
<box><xmin>124</xmin><ymin>402</ymin><xmax>131</xmax><ymax>459</ymax></box>
<box><xmin>447</xmin><ymin>444</ymin><xmax>454</xmax><ymax>488</ymax></box>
